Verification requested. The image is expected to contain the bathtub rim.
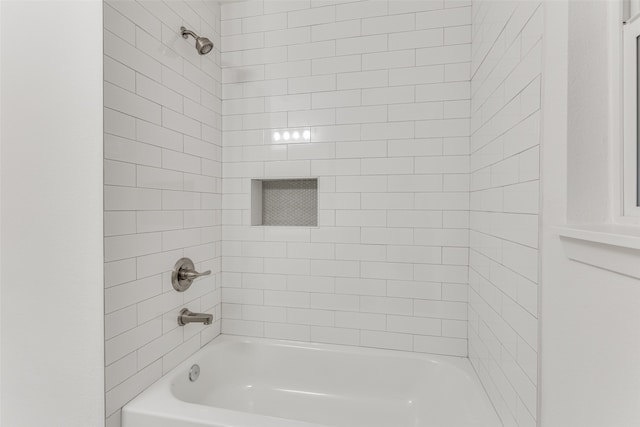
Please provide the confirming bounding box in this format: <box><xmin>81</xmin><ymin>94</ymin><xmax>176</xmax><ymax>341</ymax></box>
<box><xmin>122</xmin><ymin>334</ymin><xmax>501</xmax><ymax>427</ymax></box>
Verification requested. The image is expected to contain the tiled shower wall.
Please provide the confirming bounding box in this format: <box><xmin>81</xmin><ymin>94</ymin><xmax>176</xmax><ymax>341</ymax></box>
<box><xmin>220</xmin><ymin>0</ymin><xmax>473</xmax><ymax>355</ymax></box>
<box><xmin>102</xmin><ymin>1</ymin><xmax>222</xmax><ymax>425</ymax></box>
<box><xmin>468</xmin><ymin>2</ymin><xmax>541</xmax><ymax>426</ymax></box>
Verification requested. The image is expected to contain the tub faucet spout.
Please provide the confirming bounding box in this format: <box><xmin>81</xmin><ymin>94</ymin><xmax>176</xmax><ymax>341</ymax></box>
<box><xmin>178</xmin><ymin>308</ymin><xmax>213</xmax><ymax>326</ymax></box>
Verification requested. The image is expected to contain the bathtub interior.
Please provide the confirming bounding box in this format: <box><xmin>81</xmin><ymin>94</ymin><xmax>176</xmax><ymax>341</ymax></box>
<box><xmin>165</xmin><ymin>337</ymin><xmax>501</xmax><ymax>427</ymax></box>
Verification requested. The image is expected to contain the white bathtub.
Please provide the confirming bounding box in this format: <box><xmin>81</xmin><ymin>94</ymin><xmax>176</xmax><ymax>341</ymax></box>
<box><xmin>123</xmin><ymin>335</ymin><xmax>501</xmax><ymax>427</ymax></box>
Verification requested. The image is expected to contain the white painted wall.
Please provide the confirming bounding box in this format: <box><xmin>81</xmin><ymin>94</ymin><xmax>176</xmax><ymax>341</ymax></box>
<box><xmin>539</xmin><ymin>2</ymin><xmax>640</xmax><ymax>426</ymax></box>
<box><xmin>0</xmin><ymin>1</ymin><xmax>104</xmax><ymax>426</ymax></box>
<box><xmin>566</xmin><ymin>0</ymin><xmax>611</xmax><ymax>224</ymax></box>
<box><xmin>102</xmin><ymin>1</ymin><xmax>222</xmax><ymax>425</ymax></box>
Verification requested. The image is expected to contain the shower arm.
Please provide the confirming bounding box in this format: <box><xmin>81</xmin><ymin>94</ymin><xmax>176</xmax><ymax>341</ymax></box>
<box><xmin>181</xmin><ymin>27</ymin><xmax>199</xmax><ymax>40</ymax></box>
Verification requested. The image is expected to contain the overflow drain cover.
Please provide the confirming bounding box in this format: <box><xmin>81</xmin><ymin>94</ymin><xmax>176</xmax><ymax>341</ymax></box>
<box><xmin>189</xmin><ymin>364</ymin><xmax>200</xmax><ymax>382</ymax></box>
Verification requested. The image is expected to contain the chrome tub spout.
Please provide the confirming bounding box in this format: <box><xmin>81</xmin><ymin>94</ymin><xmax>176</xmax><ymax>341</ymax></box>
<box><xmin>178</xmin><ymin>308</ymin><xmax>213</xmax><ymax>326</ymax></box>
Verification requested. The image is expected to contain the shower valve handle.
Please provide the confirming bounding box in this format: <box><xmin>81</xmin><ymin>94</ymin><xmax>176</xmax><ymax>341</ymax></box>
<box><xmin>172</xmin><ymin>257</ymin><xmax>211</xmax><ymax>292</ymax></box>
<box><xmin>179</xmin><ymin>268</ymin><xmax>211</xmax><ymax>281</ymax></box>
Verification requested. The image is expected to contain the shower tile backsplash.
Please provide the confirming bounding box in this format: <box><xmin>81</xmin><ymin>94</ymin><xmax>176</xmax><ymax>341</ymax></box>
<box><xmin>468</xmin><ymin>2</ymin><xmax>542</xmax><ymax>427</ymax></box>
<box><xmin>220</xmin><ymin>0</ymin><xmax>472</xmax><ymax>357</ymax></box>
<box><xmin>103</xmin><ymin>1</ymin><xmax>222</xmax><ymax>425</ymax></box>
<box><xmin>102</xmin><ymin>1</ymin><xmax>541</xmax><ymax>427</ymax></box>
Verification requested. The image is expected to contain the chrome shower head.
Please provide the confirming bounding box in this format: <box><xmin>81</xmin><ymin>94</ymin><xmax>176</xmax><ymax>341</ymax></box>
<box><xmin>180</xmin><ymin>26</ymin><xmax>214</xmax><ymax>55</ymax></box>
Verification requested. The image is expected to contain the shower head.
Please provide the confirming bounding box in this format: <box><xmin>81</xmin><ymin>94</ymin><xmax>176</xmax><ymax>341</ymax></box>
<box><xmin>180</xmin><ymin>26</ymin><xmax>214</xmax><ymax>55</ymax></box>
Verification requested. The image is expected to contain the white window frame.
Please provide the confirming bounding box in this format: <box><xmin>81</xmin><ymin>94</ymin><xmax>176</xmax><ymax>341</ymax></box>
<box><xmin>622</xmin><ymin>14</ymin><xmax>640</xmax><ymax>217</ymax></box>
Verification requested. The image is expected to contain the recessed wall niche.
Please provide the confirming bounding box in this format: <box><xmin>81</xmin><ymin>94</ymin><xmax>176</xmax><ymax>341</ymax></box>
<box><xmin>251</xmin><ymin>179</ymin><xmax>318</xmax><ymax>227</ymax></box>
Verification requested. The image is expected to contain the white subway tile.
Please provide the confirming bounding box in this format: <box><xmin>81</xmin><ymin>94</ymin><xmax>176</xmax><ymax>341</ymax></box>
<box><xmin>244</xmin><ymin>79</ymin><xmax>289</xmax><ymax>97</ymax></box>
<box><xmin>105</xmin><ymin>306</ymin><xmax>137</xmax><ymax>341</ymax></box>
<box><xmin>222</xmin><ymin>19</ymin><xmax>242</xmax><ymax>36</ymax></box>
<box><xmin>361</xmin><ymin>193</ymin><xmax>414</xmax><ymax>210</ymax></box>
<box><xmin>288</xmin><ymin>142</ymin><xmax>336</xmax><ymax>160</ymax></box>
<box><xmin>105</xmin><ymin>108</ymin><xmax>136</xmax><ymax>139</ymax></box>
<box><xmin>362</xmin><ymin>50</ymin><xmax>416</xmax><ymax>70</ymax></box>
<box><xmin>416</xmin><ymin>7</ymin><xmax>471</xmax><ymax>29</ymax></box>
<box><xmin>445</xmin><ymin>26</ymin><xmax>471</xmax><ymax>45</ymax></box>
<box><xmin>312</xmin><ymin>158</ymin><xmax>361</xmax><ymax>175</ymax></box>
<box><xmin>361</xmin><ymin>157</ymin><xmax>413</xmax><ymax>175</ymax></box>
<box><xmin>104</xmin><ymin>160</ymin><xmax>136</xmax><ymax>188</ymax></box>
<box><xmin>137</xmin><ymin>166</ymin><xmax>183</xmax><ymax>191</ymax></box>
<box><xmin>388</xmin><ymin>315</ymin><xmax>441</xmax><ymax>336</ymax></box>
<box><xmin>389</xmin><ymin>102</ymin><xmax>443</xmax><ymax>121</ymax></box>
<box><xmin>104</xmin><ymin>31</ymin><xmax>161</xmax><ymax>82</ymax></box>
<box><xmin>311</xmin><ymin>226</ymin><xmax>361</xmax><ymax>243</ymax></box>
<box><xmin>414</xmin><ymin>264</ymin><xmax>467</xmax><ymax>284</ymax></box>
<box><xmin>104</xmin><ymin>56</ymin><xmax>135</xmax><ymax>92</ymax></box>
<box><xmin>361</xmin><ymin>122</ymin><xmax>413</xmax><ymax>140</ymax></box>
<box><xmin>289</xmin><ymin>109</ymin><xmax>336</xmax><ymax>127</ymax></box>
<box><xmin>265</xmin><ymin>323</ymin><xmax>310</xmax><ymax>341</ymax></box>
<box><xmin>335</xmin><ymin>311</ymin><xmax>386</xmax><ymax>331</ymax></box>
<box><xmin>243</xmin><ymin>13</ymin><xmax>288</xmax><ymax>33</ymax></box>
<box><xmin>310</xmin><ymin>259</ymin><xmax>360</xmax><ymax>277</ymax></box>
<box><xmin>222</xmin><ymin>32</ymin><xmax>264</xmax><ymax>52</ymax></box>
<box><xmin>289</xmin><ymin>75</ymin><xmax>337</xmax><ymax>94</ymax></box>
<box><xmin>266</xmin><ymin>61</ymin><xmax>312</xmax><ymax>80</ymax></box>
<box><xmin>445</xmin><ymin>62</ymin><xmax>470</xmax><ymax>82</ymax></box>
<box><xmin>416</xmin><ymin>81</ymin><xmax>470</xmax><ymax>101</ymax></box>
<box><xmin>105</xmin><ymin>351</ymin><xmax>137</xmax><ymax>392</ymax></box>
<box><xmin>312</xmin><ymin>90</ymin><xmax>361</xmax><ymax>109</ymax></box>
<box><xmin>414</xmin><ymin>335</ymin><xmax>467</xmax><ymax>356</ymax></box>
<box><xmin>310</xmin><ymin>124</ymin><xmax>361</xmax><ymax>142</ymax></box>
<box><xmin>361</xmin><ymin>260</ymin><xmax>413</xmax><ymax>279</ymax></box>
<box><xmin>105</xmin><ymin>186</ymin><xmax>161</xmax><ymax>211</ymax></box>
<box><xmin>313</xmin><ymin>55</ymin><xmax>362</xmax><ymax>75</ymax></box>
<box><xmin>243</xmin><ymin>305</ymin><xmax>287</xmax><ymax>323</ymax></box>
<box><xmin>222</xmin><ymin>319</ymin><xmax>264</xmax><ymax>337</ymax></box>
<box><xmin>287</xmin><ymin>308</ymin><xmax>334</xmax><ymax>326</ymax></box>
<box><xmin>105</xmin><ymin>318</ymin><xmax>161</xmax><ymax>365</ymax></box>
<box><xmin>336</xmin><ymin>140</ymin><xmax>387</xmax><ymax>159</ymax></box>
<box><xmin>310</xmin><ymin>326</ymin><xmax>359</xmax><ymax>345</ymax></box>
<box><xmin>362</xmin><ymin>13</ymin><xmax>415</xmax><ymax>35</ymax></box>
<box><xmin>387</xmin><ymin>210</ymin><xmax>443</xmax><ymax>228</ymax></box>
<box><xmin>104</xmin><ymin>134</ymin><xmax>161</xmax><ymax>167</ymax></box>
<box><xmin>288</xmin><ymin>5</ymin><xmax>336</xmax><ymax>27</ymax></box>
<box><xmin>336</xmin><ymin>106</ymin><xmax>387</xmax><ymax>124</ymax></box>
<box><xmin>136</xmin><ymin>120</ymin><xmax>183</xmax><ymax>152</ymax></box>
<box><xmin>104</xmin><ymin>233</ymin><xmax>162</xmax><ymax>262</ymax></box>
<box><xmin>265</xmin><ymin>94</ymin><xmax>311</xmax><ymax>112</ymax></box>
<box><xmin>243</xmin><ymin>273</ymin><xmax>288</xmax><ymax>290</ymax></box>
<box><xmin>416</xmin><ymin>44</ymin><xmax>471</xmax><ymax>66</ymax></box>
<box><xmin>288</xmin><ymin>40</ymin><xmax>336</xmax><ymax>61</ymax></box>
<box><xmin>312</xmin><ymin>20</ymin><xmax>361</xmax><ymax>42</ymax></box>
<box><xmin>105</xmin><ymin>82</ymin><xmax>161</xmax><ymax>124</ymax></box>
<box><xmin>414</xmin><ymin>299</ymin><xmax>467</xmax><ymax>320</ymax></box>
<box><xmin>360</xmin><ymin>330</ymin><xmax>412</xmax><ymax>351</ymax></box>
<box><xmin>105</xmin><ymin>360</ymin><xmax>162</xmax><ymax>415</ymax></box>
<box><xmin>390</xmin><ymin>65</ymin><xmax>444</xmax><ymax>86</ymax></box>
<box><xmin>362</xmin><ymin>86</ymin><xmax>415</xmax><ymax>105</ymax></box>
<box><xmin>310</xmin><ymin>293</ymin><xmax>359</xmax><ymax>311</ymax></box>
<box><xmin>265</xmin><ymin>27</ymin><xmax>311</xmax><ymax>47</ymax></box>
<box><xmin>288</xmin><ymin>275</ymin><xmax>336</xmax><ymax>293</ymax></box>
<box><xmin>336</xmin><ymin>34</ymin><xmax>388</xmax><ymax>55</ymax></box>
<box><xmin>336</xmin><ymin>0</ymin><xmax>388</xmax><ymax>21</ymax></box>
<box><xmin>104</xmin><ymin>258</ymin><xmax>136</xmax><ymax>288</ymax></box>
<box><xmin>415</xmin><ymin>119</ymin><xmax>469</xmax><ymax>138</ymax></box>
<box><xmin>264</xmin><ymin>290</ymin><xmax>310</xmax><ymax>308</ymax></box>
<box><xmin>264</xmin><ymin>0</ymin><xmax>311</xmax><ymax>15</ymax></box>
<box><xmin>387</xmin><ymin>280</ymin><xmax>442</xmax><ymax>300</ymax></box>
<box><xmin>389</xmin><ymin>29</ymin><xmax>444</xmax><ymax>50</ymax></box>
<box><xmin>335</xmin><ymin>211</ymin><xmax>386</xmax><ymax>227</ymax></box>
